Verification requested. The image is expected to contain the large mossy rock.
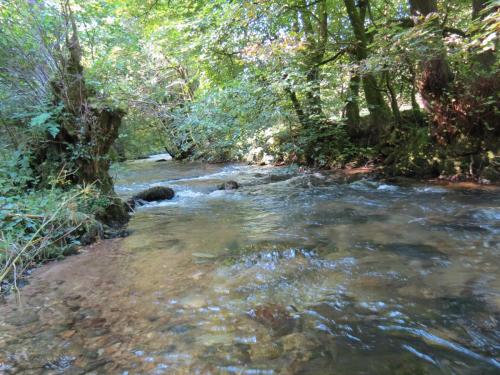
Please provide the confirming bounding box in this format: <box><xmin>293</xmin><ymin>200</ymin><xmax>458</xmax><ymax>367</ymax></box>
<box><xmin>218</xmin><ymin>181</ymin><xmax>239</xmax><ymax>190</ymax></box>
<box><xmin>95</xmin><ymin>199</ymin><xmax>130</xmax><ymax>227</ymax></box>
<box><xmin>133</xmin><ymin>186</ymin><xmax>175</xmax><ymax>202</ymax></box>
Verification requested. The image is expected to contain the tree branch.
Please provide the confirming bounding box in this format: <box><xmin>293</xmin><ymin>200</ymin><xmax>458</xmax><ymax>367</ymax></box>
<box><xmin>316</xmin><ymin>48</ymin><xmax>348</xmax><ymax>66</ymax></box>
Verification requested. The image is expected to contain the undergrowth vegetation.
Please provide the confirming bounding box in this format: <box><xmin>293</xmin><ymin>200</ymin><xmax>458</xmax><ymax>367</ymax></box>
<box><xmin>0</xmin><ymin>151</ymin><xmax>111</xmax><ymax>292</ymax></box>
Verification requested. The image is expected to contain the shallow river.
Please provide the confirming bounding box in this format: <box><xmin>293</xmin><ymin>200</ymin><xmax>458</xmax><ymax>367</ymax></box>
<box><xmin>1</xmin><ymin>161</ymin><xmax>499</xmax><ymax>374</ymax></box>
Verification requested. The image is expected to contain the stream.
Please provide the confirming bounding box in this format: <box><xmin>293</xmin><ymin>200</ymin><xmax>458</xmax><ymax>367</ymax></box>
<box><xmin>0</xmin><ymin>160</ymin><xmax>499</xmax><ymax>374</ymax></box>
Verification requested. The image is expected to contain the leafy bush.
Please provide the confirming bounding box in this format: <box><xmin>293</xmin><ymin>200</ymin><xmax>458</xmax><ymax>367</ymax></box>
<box><xmin>270</xmin><ymin>123</ymin><xmax>366</xmax><ymax>167</ymax></box>
<box><xmin>169</xmin><ymin>77</ymin><xmax>284</xmax><ymax>162</ymax></box>
<box><xmin>0</xmin><ymin>150</ymin><xmax>34</xmax><ymax>195</ymax></box>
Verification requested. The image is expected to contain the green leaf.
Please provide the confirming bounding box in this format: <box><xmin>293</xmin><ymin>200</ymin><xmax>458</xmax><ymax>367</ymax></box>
<box><xmin>29</xmin><ymin>112</ymin><xmax>51</xmax><ymax>127</ymax></box>
<box><xmin>47</xmin><ymin>122</ymin><xmax>60</xmax><ymax>138</ymax></box>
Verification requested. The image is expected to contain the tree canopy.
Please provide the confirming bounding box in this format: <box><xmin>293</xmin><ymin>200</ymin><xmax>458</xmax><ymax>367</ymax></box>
<box><xmin>0</xmin><ymin>0</ymin><xmax>498</xmax><ymax>174</ymax></box>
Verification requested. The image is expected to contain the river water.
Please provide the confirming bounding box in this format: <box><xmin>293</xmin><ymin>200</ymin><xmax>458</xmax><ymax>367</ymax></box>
<box><xmin>0</xmin><ymin>161</ymin><xmax>499</xmax><ymax>374</ymax></box>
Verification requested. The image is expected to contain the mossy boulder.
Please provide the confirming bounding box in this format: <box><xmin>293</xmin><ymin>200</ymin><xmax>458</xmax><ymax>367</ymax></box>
<box><xmin>133</xmin><ymin>186</ymin><xmax>175</xmax><ymax>202</ymax></box>
<box><xmin>95</xmin><ymin>199</ymin><xmax>130</xmax><ymax>228</ymax></box>
<box><xmin>218</xmin><ymin>181</ymin><xmax>239</xmax><ymax>190</ymax></box>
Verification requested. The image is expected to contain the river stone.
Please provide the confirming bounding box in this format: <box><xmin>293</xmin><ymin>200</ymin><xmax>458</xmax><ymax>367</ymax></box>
<box><xmin>280</xmin><ymin>332</ymin><xmax>318</xmax><ymax>359</ymax></box>
<box><xmin>218</xmin><ymin>181</ymin><xmax>239</xmax><ymax>190</ymax></box>
<box><xmin>133</xmin><ymin>186</ymin><xmax>174</xmax><ymax>202</ymax></box>
<box><xmin>263</xmin><ymin>174</ymin><xmax>295</xmax><ymax>184</ymax></box>
<box><xmin>248</xmin><ymin>303</ymin><xmax>296</xmax><ymax>336</ymax></box>
<box><xmin>125</xmin><ymin>198</ymin><xmax>136</xmax><ymax>211</ymax></box>
<box><xmin>80</xmin><ymin>221</ymin><xmax>103</xmax><ymax>245</ymax></box>
<box><xmin>381</xmin><ymin>243</ymin><xmax>447</xmax><ymax>260</ymax></box>
<box><xmin>249</xmin><ymin>340</ymin><xmax>283</xmax><ymax>361</ymax></box>
<box><xmin>5</xmin><ymin>310</ymin><xmax>39</xmax><ymax>326</ymax></box>
<box><xmin>60</xmin><ymin>330</ymin><xmax>76</xmax><ymax>339</ymax></box>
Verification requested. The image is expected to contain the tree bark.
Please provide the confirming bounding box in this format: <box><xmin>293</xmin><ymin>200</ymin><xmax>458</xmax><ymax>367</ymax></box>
<box><xmin>344</xmin><ymin>73</ymin><xmax>361</xmax><ymax>129</ymax></box>
<box><xmin>385</xmin><ymin>72</ymin><xmax>401</xmax><ymax>124</ymax></box>
<box><xmin>285</xmin><ymin>85</ymin><xmax>308</xmax><ymax>128</ymax></box>
<box><xmin>35</xmin><ymin>2</ymin><xmax>129</xmax><ymax>227</ymax></box>
<box><xmin>343</xmin><ymin>0</ymin><xmax>391</xmax><ymax>130</ymax></box>
<box><xmin>409</xmin><ymin>0</ymin><xmax>437</xmax><ymax>16</ymax></box>
<box><xmin>472</xmin><ymin>0</ymin><xmax>486</xmax><ymax>18</ymax></box>
<box><xmin>290</xmin><ymin>0</ymin><xmax>328</xmax><ymax>124</ymax></box>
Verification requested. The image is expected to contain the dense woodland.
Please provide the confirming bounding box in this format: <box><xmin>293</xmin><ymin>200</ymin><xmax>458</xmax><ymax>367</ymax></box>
<box><xmin>0</xmin><ymin>0</ymin><xmax>499</xmax><ymax>286</ymax></box>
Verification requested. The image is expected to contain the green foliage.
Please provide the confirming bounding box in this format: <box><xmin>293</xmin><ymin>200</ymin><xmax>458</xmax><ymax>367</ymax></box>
<box><xmin>29</xmin><ymin>110</ymin><xmax>60</xmax><ymax>139</ymax></box>
<box><xmin>0</xmin><ymin>150</ymin><xmax>34</xmax><ymax>195</ymax></box>
<box><xmin>170</xmin><ymin>77</ymin><xmax>284</xmax><ymax>162</ymax></box>
<box><xmin>1</xmin><ymin>0</ymin><xmax>498</xmax><ymax>181</ymax></box>
<box><xmin>383</xmin><ymin>124</ymin><xmax>439</xmax><ymax>178</ymax></box>
<box><xmin>117</xmin><ymin>115</ymin><xmax>169</xmax><ymax>159</ymax></box>
<box><xmin>0</xmin><ymin>152</ymin><xmax>107</xmax><ymax>290</ymax></box>
<box><xmin>276</xmin><ymin>124</ymin><xmax>368</xmax><ymax>167</ymax></box>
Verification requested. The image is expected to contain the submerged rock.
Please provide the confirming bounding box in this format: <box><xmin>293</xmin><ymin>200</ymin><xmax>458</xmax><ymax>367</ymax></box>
<box><xmin>219</xmin><ymin>180</ymin><xmax>239</xmax><ymax>190</ymax></box>
<box><xmin>262</xmin><ymin>173</ymin><xmax>296</xmax><ymax>184</ymax></box>
<box><xmin>280</xmin><ymin>332</ymin><xmax>318</xmax><ymax>361</ymax></box>
<box><xmin>249</xmin><ymin>340</ymin><xmax>283</xmax><ymax>361</ymax></box>
<box><xmin>43</xmin><ymin>356</ymin><xmax>76</xmax><ymax>372</ymax></box>
<box><xmin>381</xmin><ymin>243</ymin><xmax>447</xmax><ymax>260</ymax></box>
<box><xmin>133</xmin><ymin>186</ymin><xmax>175</xmax><ymax>203</ymax></box>
<box><xmin>5</xmin><ymin>310</ymin><xmax>39</xmax><ymax>326</ymax></box>
<box><xmin>248</xmin><ymin>303</ymin><xmax>296</xmax><ymax>336</ymax></box>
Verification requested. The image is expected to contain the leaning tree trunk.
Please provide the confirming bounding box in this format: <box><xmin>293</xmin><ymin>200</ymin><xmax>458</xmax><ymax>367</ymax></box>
<box><xmin>35</xmin><ymin>4</ymin><xmax>129</xmax><ymax>227</ymax></box>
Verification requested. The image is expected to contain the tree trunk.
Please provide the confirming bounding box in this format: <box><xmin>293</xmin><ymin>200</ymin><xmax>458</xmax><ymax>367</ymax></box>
<box><xmin>344</xmin><ymin>72</ymin><xmax>361</xmax><ymax>129</ymax></box>
<box><xmin>409</xmin><ymin>0</ymin><xmax>453</xmax><ymax>105</ymax></box>
<box><xmin>409</xmin><ymin>0</ymin><xmax>437</xmax><ymax>15</ymax></box>
<box><xmin>385</xmin><ymin>72</ymin><xmax>401</xmax><ymax>124</ymax></box>
<box><xmin>305</xmin><ymin>66</ymin><xmax>323</xmax><ymax>118</ymax></box>
<box><xmin>35</xmin><ymin>3</ymin><xmax>129</xmax><ymax>227</ymax></box>
<box><xmin>285</xmin><ymin>84</ymin><xmax>308</xmax><ymax>128</ymax></box>
<box><xmin>290</xmin><ymin>0</ymin><xmax>328</xmax><ymax>125</ymax></box>
<box><xmin>472</xmin><ymin>0</ymin><xmax>485</xmax><ymax>18</ymax></box>
<box><xmin>343</xmin><ymin>0</ymin><xmax>391</xmax><ymax>131</ymax></box>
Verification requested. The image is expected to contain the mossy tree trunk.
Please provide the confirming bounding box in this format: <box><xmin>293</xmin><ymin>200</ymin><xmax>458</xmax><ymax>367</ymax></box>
<box><xmin>343</xmin><ymin>0</ymin><xmax>391</xmax><ymax>136</ymax></box>
<box><xmin>34</xmin><ymin>3</ymin><xmax>129</xmax><ymax>227</ymax></box>
<box><xmin>344</xmin><ymin>72</ymin><xmax>361</xmax><ymax>130</ymax></box>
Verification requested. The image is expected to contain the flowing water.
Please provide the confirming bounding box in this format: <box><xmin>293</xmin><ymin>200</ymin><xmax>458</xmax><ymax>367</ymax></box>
<box><xmin>1</xmin><ymin>160</ymin><xmax>499</xmax><ymax>374</ymax></box>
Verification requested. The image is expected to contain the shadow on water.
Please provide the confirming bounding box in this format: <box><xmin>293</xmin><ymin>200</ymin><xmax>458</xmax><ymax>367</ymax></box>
<box><xmin>0</xmin><ymin>161</ymin><xmax>499</xmax><ymax>374</ymax></box>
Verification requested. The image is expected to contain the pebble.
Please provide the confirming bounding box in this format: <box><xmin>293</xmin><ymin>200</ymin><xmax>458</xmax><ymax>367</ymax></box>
<box><xmin>60</xmin><ymin>330</ymin><xmax>76</xmax><ymax>339</ymax></box>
